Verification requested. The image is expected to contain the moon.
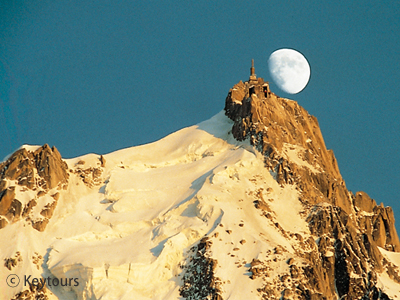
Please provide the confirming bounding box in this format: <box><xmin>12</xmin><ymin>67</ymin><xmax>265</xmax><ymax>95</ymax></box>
<box><xmin>268</xmin><ymin>48</ymin><xmax>311</xmax><ymax>94</ymax></box>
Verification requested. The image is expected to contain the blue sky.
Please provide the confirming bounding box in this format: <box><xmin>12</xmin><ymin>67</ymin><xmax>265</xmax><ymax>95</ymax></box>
<box><xmin>1</xmin><ymin>1</ymin><xmax>400</xmax><ymax>230</ymax></box>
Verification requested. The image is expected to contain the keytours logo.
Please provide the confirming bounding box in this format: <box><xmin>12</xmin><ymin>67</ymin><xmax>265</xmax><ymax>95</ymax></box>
<box><xmin>6</xmin><ymin>275</ymin><xmax>79</xmax><ymax>290</ymax></box>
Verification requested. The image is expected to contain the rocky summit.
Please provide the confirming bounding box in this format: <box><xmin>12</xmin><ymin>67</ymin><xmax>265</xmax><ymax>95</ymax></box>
<box><xmin>224</xmin><ymin>63</ymin><xmax>400</xmax><ymax>299</ymax></box>
<box><xmin>0</xmin><ymin>62</ymin><xmax>399</xmax><ymax>300</ymax></box>
<box><xmin>0</xmin><ymin>145</ymin><xmax>69</xmax><ymax>232</ymax></box>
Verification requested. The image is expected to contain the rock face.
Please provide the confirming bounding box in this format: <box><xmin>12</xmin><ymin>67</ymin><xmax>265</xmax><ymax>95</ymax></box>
<box><xmin>180</xmin><ymin>237</ymin><xmax>223</xmax><ymax>300</ymax></box>
<box><xmin>224</xmin><ymin>65</ymin><xmax>400</xmax><ymax>299</ymax></box>
<box><xmin>0</xmin><ymin>145</ymin><xmax>69</xmax><ymax>231</ymax></box>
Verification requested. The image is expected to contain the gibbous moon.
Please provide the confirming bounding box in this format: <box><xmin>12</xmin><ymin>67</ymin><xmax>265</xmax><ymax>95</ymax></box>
<box><xmin>268</xmin><ymin>48</ymin><xmax>311</xmax><ymax>94</ymax></box>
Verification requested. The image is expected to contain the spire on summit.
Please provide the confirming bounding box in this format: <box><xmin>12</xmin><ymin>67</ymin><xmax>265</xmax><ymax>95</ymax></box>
<box><xmin>249</xmin><ymin>59</ymin><xmax>257</xmax><ymax>83</ymax></box>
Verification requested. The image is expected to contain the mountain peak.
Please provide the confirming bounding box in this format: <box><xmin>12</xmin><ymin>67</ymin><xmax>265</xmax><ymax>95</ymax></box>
<box><xmin>224</xmin><ymin>68</ymin><xmax>400</xmax><ymax>298</ymax></box>
<box><xmin>1</xmin><ymin>67</ymin><xmax>400</xmax><ymax>299</ymax></box>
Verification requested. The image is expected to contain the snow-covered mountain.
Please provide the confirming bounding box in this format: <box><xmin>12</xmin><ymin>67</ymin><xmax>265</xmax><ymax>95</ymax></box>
<box><xmin>1</xmin><ymin>67</ymin><xmax>400</xmax><ymax>300</ymax></box>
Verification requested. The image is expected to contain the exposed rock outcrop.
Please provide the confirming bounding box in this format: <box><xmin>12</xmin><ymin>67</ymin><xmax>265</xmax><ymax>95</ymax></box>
<box><xmin>11</xmin><ymin>286</ymin><xmax>49</xmax><ymax>300</ymax></box>
<box><xmin>0</xmin><ymin>145</ymin><xmax>68</xmax><ymax>191</ymax></box>
<box><xmin>0</xmin><ymin>145</ymin><xmax>69</xmax><ymax>231</ymax></box>
<box><xmin>71</xmin><ymin>156</ymin><xmax>104</xmax><ymax>187</ymax></box>
<box><xmin>0</xmin><ymin>187</ymin><xmax>16</xmax><ymax>215</ymax></box>
<box><xmin>224</xmin><ymin>63</ymin><xmax>400</xmax><ymax>299</ymax></box>
<box><xmin>4</xmin><ymin>252</ymin><xmax>22</xmax><ymax>271</ymax></box>
<box><xmin>73</xmin><ymin>166</ymin><xmax>103</xmax><ymax>187</ymax></box>
<box><xmin>180</xmin><ymin>237</ymin><xmax>223</xmax><ymax>300</ymax></box>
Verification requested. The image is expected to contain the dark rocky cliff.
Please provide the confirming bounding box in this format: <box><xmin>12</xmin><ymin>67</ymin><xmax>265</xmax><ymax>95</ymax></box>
<box><xmin>224</xmin><ymin>67</ymin><xmax>400</xmax><ymax>299</ymax></box>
